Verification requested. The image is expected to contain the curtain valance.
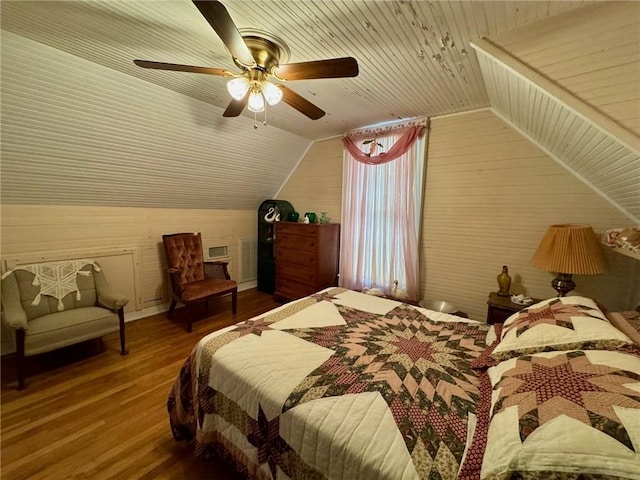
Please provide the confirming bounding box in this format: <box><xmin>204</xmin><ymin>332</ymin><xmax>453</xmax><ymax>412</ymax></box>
<box><xmin>342</xmin><ymin>118</ymin><xmax>429</xmax><ymax>165</ymax></box>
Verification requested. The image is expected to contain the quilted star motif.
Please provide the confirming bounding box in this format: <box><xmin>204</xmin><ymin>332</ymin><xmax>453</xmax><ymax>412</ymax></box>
<box><xmin>232</xmin><ymin>317</ymin><xmax>273</xmax><ymax>337</ymax></box>
<box><xmin>284</xmin><ymin>304</ymin><xmax>491</xmax><ymax>477</ymax></box>
<box><xmin>494</xmin><ymin>351</ymin><xmax>640</xmax><ymax>449</ymax></box>
<box><xmin>503</xmin><ymin>299</ymin><xmax>604</xmax><ymax>337</ymax></box>
<box><xmin>311</xmin><ymin>288</ymin><xmax>346</xmax><ymax>302</ymax></box>
<box><xmin>247</xmin><ymin>404</ymin><xmax>290</xmax><ymax>477</ymax></box>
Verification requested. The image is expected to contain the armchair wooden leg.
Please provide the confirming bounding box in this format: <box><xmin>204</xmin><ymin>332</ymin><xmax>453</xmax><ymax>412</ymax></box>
<box><xmin>118</xmin><ymin>308</ymin><xmax>129</xmax><ymax>356</ymax></box>
<box><xmin>168</xmin><ymin>300</ymin><xmax>177</xmax><ymax>320</ymax></box>
<box><xmin>232</xmin><ymin>289</ymin><xmax>238</xmax><ymax>315</ymax></box>
<box><xmin>16</xmin><ymin>329</ymin><xmax>25</xmax><ymax>390</ymax></box>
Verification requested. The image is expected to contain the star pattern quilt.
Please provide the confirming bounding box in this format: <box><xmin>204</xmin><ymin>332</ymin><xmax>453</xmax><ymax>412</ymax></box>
<box><xmin>167</xmin><ymin>289</ymin><xmax>640</xmax><ymax>480</ymax></box>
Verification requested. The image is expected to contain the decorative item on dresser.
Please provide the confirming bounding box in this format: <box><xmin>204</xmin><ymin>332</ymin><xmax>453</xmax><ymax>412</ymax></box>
<box><xmin>486</xmin><ymin>291</ymin><xmax>540</xmax><ymax>324</ymax></box>
<box><xmin>274</xmin><ymin>222</ymin><xmax>340</xmax><ymax>301</ymax></box>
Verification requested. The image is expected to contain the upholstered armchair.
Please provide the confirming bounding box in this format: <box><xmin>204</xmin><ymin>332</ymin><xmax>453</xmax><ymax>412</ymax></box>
<box><xmin>1</xmin><ymin>260</ymin><xmax>128</xmax><ymax>390</ymax></box>
<box><xmin>162</xmin><ymin>233</ymin><xmax>237</xmax><ymax>332</ymax></box>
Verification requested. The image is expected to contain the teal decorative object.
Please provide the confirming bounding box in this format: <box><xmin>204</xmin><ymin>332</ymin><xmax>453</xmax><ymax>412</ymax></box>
<box><xmin>304</xmin><ymin>212</ymin><xmax>317</xmax><ymax>224</ymax></box>
<box><xmin>319</xmin><ymin>212</ymin><xmax>328</xmax><ymax>224</ymax></box>
<box><xmin>287</xmin><ymin>212</ymin><xmax>299</xmax><ymax>222</ymax></box>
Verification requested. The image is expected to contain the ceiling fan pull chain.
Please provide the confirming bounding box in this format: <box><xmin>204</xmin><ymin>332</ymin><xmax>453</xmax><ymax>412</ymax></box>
<box><xmin>253</xmin><ymin>110</ymin><xmax>258</xmax><ymax>129</ymax></box>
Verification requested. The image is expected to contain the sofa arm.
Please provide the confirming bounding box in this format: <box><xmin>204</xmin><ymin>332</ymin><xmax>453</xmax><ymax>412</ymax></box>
<box><xmin>97</xmin><ymin>288</ymin><xmax>129</xmax><ymax>312</ymax></box>
<box><xmin>1</xmin><ymin>305</ymin><xmax>28</xmax><ymax>330</ymax></box>
<box><xmin>93</xmin><ymin>268</ymin><xmax>129</xmax><ymax>312</ymax></box>
<box><xmin>1</xmin><ymin>273</ymin><xmax>28</xmax><ymax>330</ymax></box>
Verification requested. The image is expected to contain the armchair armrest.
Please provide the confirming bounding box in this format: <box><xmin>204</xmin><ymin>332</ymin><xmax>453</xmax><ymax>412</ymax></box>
<box><xmin>167</xmin><ymin>267</ymin><xmax>185</xmax><ymax>295</ymax></box>
<box><xmin>204</xmin><ymin>261</ymin><xmax>231</xmax><ymax>280</ymax></box>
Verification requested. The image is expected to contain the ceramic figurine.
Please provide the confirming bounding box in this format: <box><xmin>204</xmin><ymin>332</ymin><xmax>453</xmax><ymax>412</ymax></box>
<box><xmin>264</xmin><ymin>206</ymin><xmax>277</xmax><ymax>222</ymax></box>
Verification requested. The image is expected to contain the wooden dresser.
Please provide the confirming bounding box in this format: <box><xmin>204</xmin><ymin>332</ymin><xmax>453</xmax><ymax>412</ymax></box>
<box><xmin>274</xmin><ymin>223</ymin><xmax>340</xmax><ymax>302</ymax></box>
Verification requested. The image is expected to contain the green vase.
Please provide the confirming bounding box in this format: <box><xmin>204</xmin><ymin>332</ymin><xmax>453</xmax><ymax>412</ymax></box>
<box><xmin>497</xmin><ymin>265</ymin><xmax>511</xmax><ymax>297</ymax></box>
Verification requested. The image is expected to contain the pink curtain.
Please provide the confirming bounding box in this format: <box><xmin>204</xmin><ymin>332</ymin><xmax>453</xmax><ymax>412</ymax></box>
<box><xmin>339</xmin><ymin>125</ymin><xmax>427</xmax><ymax>301</ymax></box>
<box><xmin>342</xmin><ymin>126</ymin><xmax>423</xmax><ymax>165</ymax></box>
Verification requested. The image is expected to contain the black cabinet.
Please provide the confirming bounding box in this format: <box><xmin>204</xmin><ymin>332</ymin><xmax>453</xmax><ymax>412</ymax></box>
<box><xmin>257</xmin><ymin>199</ymin><xmax>294</xmax><ymax>293</ymax></box>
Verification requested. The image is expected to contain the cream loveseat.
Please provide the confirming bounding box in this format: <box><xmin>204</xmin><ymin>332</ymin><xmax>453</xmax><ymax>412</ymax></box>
<box><xmin>1</xmin><ymin>259</ymin><xmax>129</xmax><ymax>389</ymax></box>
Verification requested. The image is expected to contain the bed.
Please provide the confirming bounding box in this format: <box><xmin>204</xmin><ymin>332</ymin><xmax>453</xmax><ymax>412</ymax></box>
<box><xmin>168</xmin><ymin>287</ymin><xmax>640</xmax><ymax>480</ymax></box>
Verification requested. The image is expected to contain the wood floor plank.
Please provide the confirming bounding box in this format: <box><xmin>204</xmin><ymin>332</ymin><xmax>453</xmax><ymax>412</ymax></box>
<box><xmin>1</xmin><ymin>288</ymin><xmax>280</xmax><ymax>480</ymax></box>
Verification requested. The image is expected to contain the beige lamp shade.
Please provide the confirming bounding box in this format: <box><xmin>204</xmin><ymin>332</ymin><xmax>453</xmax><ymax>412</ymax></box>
<box><xmin>531</xmin><ymin>224</ymin><xmax>607</xmax><ymax>274</ymax></box>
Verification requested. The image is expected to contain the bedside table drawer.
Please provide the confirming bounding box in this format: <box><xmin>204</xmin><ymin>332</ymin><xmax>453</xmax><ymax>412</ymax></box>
<box><xmin>486</xmin><ymin>292</ymin><xmax>540</xmax><ymax>324</ymax></box>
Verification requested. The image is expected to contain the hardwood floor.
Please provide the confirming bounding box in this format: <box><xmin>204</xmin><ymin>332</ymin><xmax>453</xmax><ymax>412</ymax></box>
<box><xmin>0</xmin><ymin>289</ymin><xmax>281</xmax><ymax>480</ymax></box>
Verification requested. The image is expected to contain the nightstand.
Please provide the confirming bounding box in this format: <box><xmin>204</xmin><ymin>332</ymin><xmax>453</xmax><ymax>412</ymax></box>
<box><xmin>486</xmin><ymin>292</ymin><xmax>538</xmax><ymax>324</ymax></box>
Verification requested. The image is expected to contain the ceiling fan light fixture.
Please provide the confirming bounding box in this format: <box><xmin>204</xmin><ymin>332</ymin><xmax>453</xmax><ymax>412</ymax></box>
<box><xmin>226</xmin><ymin>77</ymin><xmax>250</xmax><ymax>100</ymax></box>
<box><xmin>248</xmin><ymin>90</ymin><xmax>265</xmax><ymax>112</ymax></box>
<box><xmin>262</xmin><ymin>81</ymin><xmax>283</xmax><ymax>106</ymax></box>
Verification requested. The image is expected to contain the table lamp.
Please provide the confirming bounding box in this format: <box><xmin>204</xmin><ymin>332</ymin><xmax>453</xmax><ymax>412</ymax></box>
<box><xmin>531</xmin><ymin>224</ymin><xmax>607</xmax><ymax>297</ymax></box>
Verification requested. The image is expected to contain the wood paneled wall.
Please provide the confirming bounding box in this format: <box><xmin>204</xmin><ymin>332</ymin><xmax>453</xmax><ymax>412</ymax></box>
<box><xmin>276</xmin><ymin>109</ymin><xmax>638</xmax><ymax>320</ymax></box>
<box><xmin>276</xmin><ymin>138</ymin><xmax>344</xmax><ymax>224</ymax></box>
<box><xmin>422</xmin><ymin>109</ymin><xmax>637</xmax><ymax>320</ymax></box>
<box><xmin>0</xmin><ymin>204</ymin><xmax>255</xmax><ymax>308</ymax></box>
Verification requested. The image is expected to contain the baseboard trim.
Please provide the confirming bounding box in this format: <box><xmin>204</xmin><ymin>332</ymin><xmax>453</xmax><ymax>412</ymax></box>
<box><xmin>1</xmin><ymin>281</ymin><xmax>260</xmax><ymax>356</ymax></box>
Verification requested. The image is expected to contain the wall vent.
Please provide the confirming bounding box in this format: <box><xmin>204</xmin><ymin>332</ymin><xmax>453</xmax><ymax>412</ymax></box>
<box><xmin>239</xmin><ymin>237</ymin><xmax>257</xmax><ymax>282</ymax></box>
<box><xmin>208</xmin><ymin>245</ymin><xmax>229</xmax><ymax>260</ymax></box>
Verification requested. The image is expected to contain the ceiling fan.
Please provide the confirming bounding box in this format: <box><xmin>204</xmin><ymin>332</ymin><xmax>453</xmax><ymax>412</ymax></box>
<box><xmin>134</xmin><ymin>0</ymin><xmax>359</xmax><ymax>120</ymax></box>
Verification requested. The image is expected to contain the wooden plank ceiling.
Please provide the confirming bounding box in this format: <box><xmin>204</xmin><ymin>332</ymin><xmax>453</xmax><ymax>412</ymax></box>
<box><xmin>0</xmin><ymin>0</ymin><xmax>594</xmax><ymax>140</ymax></box>
<box><xmin>4</xmin><ymin>0</ymin><xmax>636</xmax><ymax>213</ymax></box>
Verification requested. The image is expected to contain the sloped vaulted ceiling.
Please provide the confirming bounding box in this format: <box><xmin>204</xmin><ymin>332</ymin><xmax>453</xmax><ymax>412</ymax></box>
<box><xmin>473</xmin><ymin>1</ymin><xmax>640</xmax><ymax>223</ymax></box>
<box><xmin>2</xmin><ymin>0</ymin><xmax>636</xmax><ymax>212</ymax></box>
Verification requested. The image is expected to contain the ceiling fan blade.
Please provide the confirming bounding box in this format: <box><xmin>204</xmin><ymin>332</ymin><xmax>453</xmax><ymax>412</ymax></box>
<box><xmin>223</xmin><ymin>92</ymin><xmax>249</xmax><ymax>117</ymax></box>
<box><xmin>133</xmin><ymin>60</ymin><xmax>231</xmax><ymax>76</ymax></box>
<box><xmin>192</xmin><ymin>1</ymin><xmax>256</xmax><ymax>68</ymax></box>
<box><xmin>273</xmin><ymin>57</ymin><xmax>359</xmax><ymax>81</ymax></box>
<box><xmin>280</xmin><ymin>86</ymin><xmax>325</xmax><ymax>120</ymax></box>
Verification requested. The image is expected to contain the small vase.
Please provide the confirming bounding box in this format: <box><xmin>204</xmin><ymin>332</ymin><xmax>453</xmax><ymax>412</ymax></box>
<box><xmin>497</xmin><ymin>265</ymin><xmax>511</xmax><ymax>297</ymax></box>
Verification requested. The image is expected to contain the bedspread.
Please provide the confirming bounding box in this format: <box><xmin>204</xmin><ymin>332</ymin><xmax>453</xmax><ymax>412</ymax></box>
<box><xmin>168</xmin><ymin>288</ymin><xmax>492</xmax><ymax>480</ymax></box>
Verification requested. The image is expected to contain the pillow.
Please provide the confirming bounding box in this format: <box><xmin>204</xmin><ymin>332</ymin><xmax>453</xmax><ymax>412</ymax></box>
<box><xmin>479</xmin><ymin>349</ymin><xmax>640</xmax><ymax>480</ymax></box>
<box><xmin>491</xmin><ymin>296</ymin><xmax>633</xmax><ymax>362</ymax></box>
<box><xmin>606</xmin><ymin>310</ymin><xmax>640</xmax><ymax>345</ymax></box>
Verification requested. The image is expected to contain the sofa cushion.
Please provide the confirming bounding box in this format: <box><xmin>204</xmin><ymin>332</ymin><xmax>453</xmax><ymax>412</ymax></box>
<box><xmin>12</xmin><ymin>265</ymin><xmax>98</xmax><ymax>320</ymax></box>
<box><xmin>25</xmin><ymin>306</ymin><xmax>119</xmax><ymax>355</ymax></box>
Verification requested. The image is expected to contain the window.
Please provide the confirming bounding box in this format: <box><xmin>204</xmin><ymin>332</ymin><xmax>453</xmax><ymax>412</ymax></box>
<box><xmin>340</xmin><ymin>123</ymin><xmax>427</xmax><ymax>300</ymax></box>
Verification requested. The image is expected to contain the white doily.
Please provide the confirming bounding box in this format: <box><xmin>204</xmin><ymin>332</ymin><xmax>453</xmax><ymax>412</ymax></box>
<box><xmin>2</xmin><ymin>259</ymin><xmax>101</xmax><ymax>311</ymax></box>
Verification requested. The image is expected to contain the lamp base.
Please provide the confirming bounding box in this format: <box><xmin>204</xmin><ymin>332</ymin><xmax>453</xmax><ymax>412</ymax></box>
<box><xmin>552</xmin><ymin>273</ymin><xmax>575</xmax><ymax>297</ymax></box>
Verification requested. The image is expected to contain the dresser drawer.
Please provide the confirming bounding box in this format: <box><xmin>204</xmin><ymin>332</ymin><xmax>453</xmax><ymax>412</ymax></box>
<box><xmin>276</xmin><ymin>234</ymin><xmax>317</xmax><ymax>253</ymax></box>
<box><xmin>276</xmin><ymin>248</ymin><xmax>316</xmax><ymax>266</ymax></box>
<box><xmin>276</xmin><ymin>262</ymin><xmax>316</xmax><ymax>285</ymax></box>
<box><xmin>276</xmin><ymin>223</ymin><xmax>318</xmax><ymax>237</ymax></box>
<box><xmin>275</xmin><ymin>278</ymin><xmax>317</xmax><ymax>300</ymax></box>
